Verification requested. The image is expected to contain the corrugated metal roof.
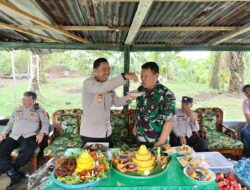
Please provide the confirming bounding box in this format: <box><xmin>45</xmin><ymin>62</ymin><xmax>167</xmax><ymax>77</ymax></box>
<box><xmin>135</xmin><ymin>31</ymin><xmax>222</xmax><ymax>44</ymax></box>
<box><xmin>0</xmin><ymin>0</ymin><xmax>249</xmax><ymax>49</ymax></box>
<box><xmin>228</xmin><ymin>31</ymin><xmax>250</xmax><ymax>44</ymax></box>
<box><xmin>144</xmin><ymin>2</ymin><xmax>250</xmax><ymax>27</ymax></box>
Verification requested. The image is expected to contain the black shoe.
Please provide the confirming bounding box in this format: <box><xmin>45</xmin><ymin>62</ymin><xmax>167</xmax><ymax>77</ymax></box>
<box><xmin>17</xmin><ymin>171</ymin><xmax>26</xmax><ymax>178</ymax></box>
<box><xmin>6</xmin><ymin>169</ymin><xmax>22</xmax><ymax>190</ymax></box>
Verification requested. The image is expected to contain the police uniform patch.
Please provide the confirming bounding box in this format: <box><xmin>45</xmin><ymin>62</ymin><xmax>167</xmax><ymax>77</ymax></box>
<box><xmin>28</xmin><ymin>113</ymin><xmax>35</xmax><ymax>121</ymax></box>
<box><xmin>97</xmin><ymin>94</ymin><xmax>103</xmax><ymax>103</ymax></box>
<box><xmin>15</xmin><ymin>113</ymin><xmax>21</xmax><ymax>121</ymax></box>
<box><xmin>39</xmin><ymin>109</ymin><xmax>47</xmax><ymax>117</ymax></box>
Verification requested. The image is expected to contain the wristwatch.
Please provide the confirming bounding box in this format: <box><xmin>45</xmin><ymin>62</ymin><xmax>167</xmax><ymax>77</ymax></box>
<box><xmin>121</xmin><ymin>73</ymin><xmax>126</xmax><ymax>80</ymax></box>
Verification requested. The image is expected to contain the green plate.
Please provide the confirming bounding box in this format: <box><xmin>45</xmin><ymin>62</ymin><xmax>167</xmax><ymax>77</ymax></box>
<box><xmin>112</xmin><ymin>164</ymin><xmax>168</xmax><ymax>179</ymax></box>
<box><xmin>112</xmin><ymin>157</ymin><xmax>170</xmax><ymax>179</ymax></box>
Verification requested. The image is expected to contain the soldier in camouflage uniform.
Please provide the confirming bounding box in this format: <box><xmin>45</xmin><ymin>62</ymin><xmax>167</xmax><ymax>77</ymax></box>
<box><xmin>134</xmin><ymin>62</ymin><xmax>176</xmax><ymax>147</ymax></box>
<box><xmin>0</xmin><ymin>91</ymin><xmax>49</xmax><ymax>190</ymax></box>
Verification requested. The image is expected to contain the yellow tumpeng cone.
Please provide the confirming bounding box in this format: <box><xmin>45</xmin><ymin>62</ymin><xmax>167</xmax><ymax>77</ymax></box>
<box><xmin>75</xmin><ymin>150</ymin><xmax>94</xmax><ymax>173</ymax></box>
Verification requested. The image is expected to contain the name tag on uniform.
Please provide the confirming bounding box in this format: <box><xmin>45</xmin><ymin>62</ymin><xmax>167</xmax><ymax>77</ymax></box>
<box><xmin>177</xmin><ymin>115</ymin><xmax>186</xmax><ymax>122</ymax></box>
<box><xmin>97</xmin><ymin>94</ymin><xmax>103</xmax><ymax>103</ymax></box>
<box><xmin>15</xmin><ymin>109</ymin><xmax>22</xmax><ymax>120</ymax></box>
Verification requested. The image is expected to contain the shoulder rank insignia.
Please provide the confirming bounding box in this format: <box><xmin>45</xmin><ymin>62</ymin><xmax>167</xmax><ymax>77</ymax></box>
<box><xmin>15</xmin><ymin>106</ymin><xmax>23</xmax><ymax>112</ymax></box>
<box><xmin>39</xmin><ymin>109</ymin><xmax>47</xmax><ymax>117</ymax></box>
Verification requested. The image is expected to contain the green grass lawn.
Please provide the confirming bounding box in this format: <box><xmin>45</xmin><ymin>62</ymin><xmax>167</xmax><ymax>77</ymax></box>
<box><xmin>0</xmin><ymin>77</ymin><xmax>245</xmax><ymax>121</ymax></box>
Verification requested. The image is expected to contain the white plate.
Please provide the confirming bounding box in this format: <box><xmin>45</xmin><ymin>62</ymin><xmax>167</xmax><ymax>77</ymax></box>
<box><xmin>177</xmin><ymin>155</ymin><xmax>209</xmax><ymax>168</ymax></box>
<box><xmin>163</xmin><ymin>146</ymin><xmax>195</xmax><ymax>155</ymax></box>
<box><xmin>127</xmin><ymin>92</ymin><xmax>145</xmax><ymax>97</ymax></box>
<box><xmin>84</xmin><ymin>142</ymin><xmax>109</xmax><ymax>148</ymax></box>
<box><xmin>183</xmin><ymin>167</ymin><xmax>216</xmax><ymax>183</ymax></box>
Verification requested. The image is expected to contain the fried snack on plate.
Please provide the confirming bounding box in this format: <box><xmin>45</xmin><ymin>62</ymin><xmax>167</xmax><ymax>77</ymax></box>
<box><xmin>186</xmin><ymin>167</ymin><xmax>198</xmax><ymax>179</ymax></box>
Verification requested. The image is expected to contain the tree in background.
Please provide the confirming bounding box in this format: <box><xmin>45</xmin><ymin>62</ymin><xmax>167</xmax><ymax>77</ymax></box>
<box><xmin>210</xmin><ymin>52</ymin><xmax>230</xmax><ymax>90</ymax></box>
<box><xmin>210</xmin><ymin>51</ymin><xmax>246</xmax><ymax>93</ymax></box>
<box><xmin>228</xmin><ymin>52</ymin><xmax>245</xmax><ymax>93</ymax></box>
<box><xmin>39</xmin><ymin>54</ymin><xmax>47</xmax><ymax>84</ymax></box>
<box><xmin>0</xmin><ymin>51</ymin><xmax>11</xmax><ymax>75</ymax></box>
<box><xmin>1</xmin><ymin>50</ymin><xmax>249</xmax><ymax>91</ymax></box>
<box><xmin>0</xmin><ymin>50</ymin><xmax>29</xmax><ymax>75</ymax></box>
<box><xmin>28</xmin><ymin>52</ymin><xmax>40</xmax><ymax>96</ymax></box>
<box><xmin>210</xmin><ymin>52</ymin><xmax>221</xmax><ymax>89</ymax></box>
<box><xmin>244</xmin><ymin>52</ymin><xmax>250</xmax><ymax>84</ymax></box>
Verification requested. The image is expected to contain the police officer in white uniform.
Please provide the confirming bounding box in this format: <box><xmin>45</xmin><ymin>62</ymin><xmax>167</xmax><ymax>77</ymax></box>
<box><xmin>170</xmin><ymin>96</ymin><xmax>207</xmax><ymax>152</ymax></box>
<box><xmin>81</xmin><ymin>58</ymin><xmax>138</xmax><ymax>147</ymax></box>
<box><xmin>0</xmin><ymin>91</ymin><xmax>49</xmax><ymax>189</ymax></box>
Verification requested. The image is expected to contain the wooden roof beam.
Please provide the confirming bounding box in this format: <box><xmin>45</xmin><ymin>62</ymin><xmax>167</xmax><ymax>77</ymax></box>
<box><xmin>125</xmin><ymin>0</ymin><xmax>154</xmax><ymax>44</ymax></box>
<box><xmin>141</xmin><ymin>26</ymin><xmax>236</xmax><ymax>31</ymax></box>
<box><xmin>0</xmin><ymin>22</ymin><xmax>64</xmax><ymax>43</ymax></box>
<box><xmin>2</xmin><ymin>25</ymin><xmax>129</xmax><ymax>31</ymax></box>
<box><xmin>0</xmin><ymin>25</ymin><xmax>236</xmax><ymax>31</ymax></box>
<box><xmin>0</xmin><ymin>0</ymin><xmax>89</xmax><ymax>43</ymax></box>
<box><xmin>209</xmin><ymin>23</ymin><xmax>250</xmax><ymax>45</ymax></box>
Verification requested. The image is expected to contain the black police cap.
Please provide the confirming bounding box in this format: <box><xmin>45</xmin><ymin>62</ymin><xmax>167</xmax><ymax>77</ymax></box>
<box><xmin>182</xmin><ymin>96</ymin><xmax>193</xmax><ymax>103</ymax></box>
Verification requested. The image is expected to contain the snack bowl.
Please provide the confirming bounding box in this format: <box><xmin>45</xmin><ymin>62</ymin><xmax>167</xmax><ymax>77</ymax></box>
<box><xmin>124</xmin><ymin>162</ymin><xmax>138</xmax><ymax>172</ymax></box>
<box><xmin>183</xmin><ymin>166</ymin><xmax>215</xmax><ymax>183</ymax></box>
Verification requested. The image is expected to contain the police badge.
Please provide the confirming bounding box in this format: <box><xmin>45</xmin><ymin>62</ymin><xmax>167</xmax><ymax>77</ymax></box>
<box><xmin>15</xmin><ymin>113</ymin><xmax>20</xmax><ymax>121</ymax></box>
<box><xmin>29</xmin><ymin>113</ymin><xmax>35</xmax><ymax>121</ymax></box>
<box><xmin>97</xmin><ymin>94</ymin><xmax>103</xmax><ymax>103</ymax></box>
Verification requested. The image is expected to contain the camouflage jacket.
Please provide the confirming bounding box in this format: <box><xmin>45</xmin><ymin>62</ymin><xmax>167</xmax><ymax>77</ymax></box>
<box><xmin>136</xmin><ymin>82</ymin><xmax>176</xmax><ymax>146</ymax></box>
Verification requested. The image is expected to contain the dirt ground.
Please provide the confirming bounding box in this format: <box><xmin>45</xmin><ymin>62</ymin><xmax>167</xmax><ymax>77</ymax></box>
<box><xmin>0</xmin><ymin>163</ymin><xmax>32</xmax><ymax>190</ymax></box>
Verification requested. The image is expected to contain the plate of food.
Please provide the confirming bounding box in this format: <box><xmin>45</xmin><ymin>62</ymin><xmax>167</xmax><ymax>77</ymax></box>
<box><xmin>163</xmin><ymin>145</ymin><xmax>194</xmax><ymax>155</ymax></box>
<box><xmin>183</xmin><ymin>166</ymin><xmax>215</xmax><ymax>183</ymax></box>
<box><xmin>127</xmin><ymin>91</ymin><xmax>145</xmax><ymax>97</ymax></box>
<box><xmin>112</xmin><ymin>145</ymin><xmax>169</xmax><ymax>178</ymax></box>
<box><xmin>51</xmin><ymin>149</ymin><xmax>110</xmax><ymax>188</ymax></box>
<box><xmin>84</xmin><ymin>143</ymin><xmax>109</xmax><ymax>152</ymax></box>
<box><xmin>177</xmin><ymin>155</ymin><xmax>209</xmax><ymax>168</ymax></box>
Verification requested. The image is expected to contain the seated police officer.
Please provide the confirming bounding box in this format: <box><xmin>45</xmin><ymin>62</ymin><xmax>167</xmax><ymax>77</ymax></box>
<box><xmin>0</xmin><ymin>91</ymin><xmax>49</xmax><ymax>189</ymax></box>
<box><xmin>170</xmin><ymin>96</ymin><xmax>207</xmax><ymax>152</ymax></box>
